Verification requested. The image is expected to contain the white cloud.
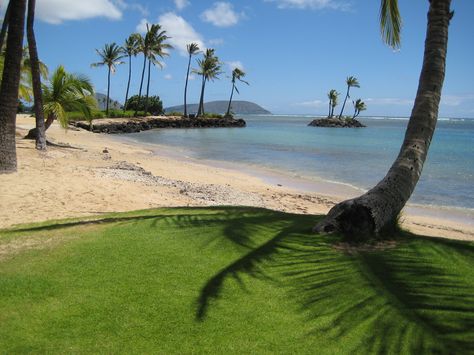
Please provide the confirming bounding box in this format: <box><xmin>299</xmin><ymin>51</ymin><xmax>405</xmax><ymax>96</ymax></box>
<box><xmin>441</xmin><ymin>94</ymin><xmax>474</xmax><ymax>107</ymax></box>
<box><xmin>208</xmin><ymin>38</ymin><xmax>224</xmax><ymax>46</ymax></box>
<box><xmin>264</xmin><ymin>0</ymin><xmax>351</xmax><ymax>11</ymax></box>
<box><xmin>35</xmin><ymin>0</ymin><xmax>122</xmax><ymax>24</ymax></box>
<box><xmin>295</xmin><ymin>99</ymin><xmax>326</xmax><ymax>108</ymax></box>
<box><xmin>174</xmin><ymin>0</ymin><xmax>189</xmax><ymax>11</ymax></box>
<box><xmin>227</xmin><ymin>61</ymin><xmax>244</xmax><ymax>71</ymax></box>
<box><xmin>158</xmin><ymin>12</ymin><xmax>205</xmax><ymax>56</ymax></box>
<box><xmin>114</xmin><ymin>0</ymin><xmax>148</xmax><ymax>16</ymax></box>
<box><xmin>365</xmin><ymin>97</ymin><xmax>414</xmax><ymax>106</ymax></box>
<box><xmin>164</xmin><ymin>74</ymin><xmax>173</xmax><ymax>80</ymax></box>
<box><xmin>201</xmin><ymin>2</ymin><xmax>241</xmax><ymax>27</ymax></box>
<box><xmin>136</xmin><ymin>18</ymin><xmax>150</xmax><ymax>33</ymax></box>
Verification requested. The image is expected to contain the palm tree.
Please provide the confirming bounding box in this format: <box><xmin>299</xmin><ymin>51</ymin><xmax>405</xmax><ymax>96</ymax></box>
<box><xmin>122</xmin><ymin>33</ymin><xmax>140</xmax><ymax>112</ymax></box>
<box><xmin>0</xmin><ymin>0</ymin><xmax>11</xmax><ymax>53</ymax></box>
<box><xmin>91</xmin><ymin>42</ymin><xmax>125</xmax><ymax>116</ymax></box>
<box><xmin>338</xmin><ymin>76</ymin><xmax>360</xmax><ymax>119</ymax></box>
<box><xmin>143</xmin><ymin>24</ymin><xmax>172</xmax><ymax>116</ymax></box>
<box><xmin>194</xmin><ymin>49</ymin><xmax>222</xmax><ymax>117</ymax></box>
<box><xmin>0</xmin><ymin>0</ymin><xmax>26</xmax><ymax>173</ymax></box>
<box><xmin>226</xmin><ymin>68</ymin><xmax>248</xmax><ymax>117</ymax></box>
<box><xmin>327</xmin><ymin>89</ymin><xmax>339</xmax><ymax>118</ymax></box>
<box><xmin>26</xmin><ymin>0</ymin><xmax>46</xmax><ymax>150</ymax></box>
<box><xmin>352</xmin><ymin>99</ymin><xmax>366</xmax><ymax>119</ymax></box>
<box><xmin>184</xmin><ymin>43</ymin><xmax>200</xmax><ymax>117</ymax></box>
<box><xmin>315</xmin><ymin>0</ymin><xmax>453</xmax><ymax>237</ymax></box>
<box><xmin>40</xmin><ymin>66</ymin><xmax>96</xmax><ymax>131</ymax></box>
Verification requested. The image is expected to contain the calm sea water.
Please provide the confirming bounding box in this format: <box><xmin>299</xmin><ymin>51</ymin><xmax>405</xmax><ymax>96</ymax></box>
<box><xmin>120</xmin><ymin>115</ymin><xmax>474</xmax><ymax>211</ymax></box>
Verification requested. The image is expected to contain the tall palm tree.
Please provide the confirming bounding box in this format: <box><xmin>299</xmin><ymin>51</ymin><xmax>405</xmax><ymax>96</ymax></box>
<box><xmin>184</xmin><ymin>42</ymin><xmax>200</xmax><ymax>117</ymax></box>
<box><xmin>352</xmin><ymin>99</ymin><xmax>366</xmax><ymax>119</ymax></box>
<box><xmin>226</xmin><ymin>68</ymin><xmax>248</xmax><ymax>117</ymax></box>
<box><xmin>194</xmin><ymin>49</ymin><xmax>221</xmax><ymax>117</ymax></box>
<box><xmin>143</xmin><ymin>24</ymin><xmax>172</xmax><ymax>116</ymax></box>
<box><xmin>91</xmin><ymin>42</ymin><xmax>125</xmax><ymax>116</ymax></box>
<box><xmin>0</xmin><ymin>0</ymin><xmax>26</xmax><ymax>173</ymax></box>
<box><xmin>338</xmin><ymin>76</ymin><xmax>360</xmax><ymax>119</ymax></box>
<box><xmin>0</xmin><ymin>0</ymin><xmax>11</xmax><ymax>52</ymax></box>
<box><xmin>26</xmin><ymin>0</ymin><xmax>46</xmax><ymax>150</ymax></box>
<box><xmin>122</xmin><ymin>33</ymin><xmax>140</xmax><ymax>112</ymax></box>
<box><xmin>327</xmin><ymin>89</ymin><xmax>339</xmax><ymax>118</ymax></box>
<box><xmin>315</xmin><ymin>0</ymin><xmax>453</xmax><ymax>237</ymax></box>
<box><xmin>41</xmin><ymin>65</ymin><xmax>96</xmax><ymax>131</ymax></box>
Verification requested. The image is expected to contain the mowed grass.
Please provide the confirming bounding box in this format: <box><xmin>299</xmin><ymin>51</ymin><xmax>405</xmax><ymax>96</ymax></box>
<box><xmin>0</xmin><ymin>207</ymin><xmax>473</xmax><ymax>353</ymax></box>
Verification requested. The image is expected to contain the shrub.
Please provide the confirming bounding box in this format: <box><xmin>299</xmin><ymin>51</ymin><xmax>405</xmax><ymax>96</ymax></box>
<box><xmin>125</xmin><ymin>95</ymin><xmax>163</xmax><ymax>115</ymax></box>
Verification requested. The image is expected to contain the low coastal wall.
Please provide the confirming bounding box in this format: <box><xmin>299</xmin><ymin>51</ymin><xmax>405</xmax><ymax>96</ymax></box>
<box><xmin>72</xmin><ymin>116</ymin><xmax>246</xmax><ymax>134</ymax></box>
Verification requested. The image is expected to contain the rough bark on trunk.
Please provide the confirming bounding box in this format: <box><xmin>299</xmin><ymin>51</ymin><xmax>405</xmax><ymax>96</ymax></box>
<box><xmin>0</xmin><ymin>0</ymin><xmax>11</xmax><ymax>52</ymax></box>
<box><xmin>226</xmin><ymin>84</ymin><xmax>235</xmax><ymax>117</ymax></box>
<box><xmin>105</xmin><ymin>66</ymin><xmax>111</xmax><ymax>116</ymax></box>
<box><xmin>0</xmin><ymin>0</ymin><xmax>26</xmax><ymax>173</ymax></box>
<box><xmin>27</xmin><ymin>0</ymin><xmax>46</xmax><ymax>150</ymax></box>
<box><xmin>144</xmin><ymin>58</ymin><xmax>151</xmax><ymax>116</ymax></box>
<box><xmin>184</xmin><ymin>53</ymin><xmax>191</xmax><ymax>117</ymax></box>
<box><xmin>123</xmin><ymin>54</ymin><xmax>132</xmax><ymax>112</ymax></box>
<box><xmin>135</xmin><ymin>54</ymin><xmax>147</xmax><ymax>116</ymax></box>
<box><xmin>314</xmin><ymin>0</ymin><xmax>452</xmax><ymax>238</ymax></box>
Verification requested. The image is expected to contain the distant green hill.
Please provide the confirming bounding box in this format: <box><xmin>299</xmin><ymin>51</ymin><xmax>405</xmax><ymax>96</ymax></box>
<box><xmin>165</xmin><ymin>100</ymin><xmax>271</xmax><ymax>115</ymax></box>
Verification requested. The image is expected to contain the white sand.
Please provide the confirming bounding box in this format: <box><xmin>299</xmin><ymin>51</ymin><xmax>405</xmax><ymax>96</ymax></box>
<box><xmin>1</xmin><ymin>114</ymin><xmax>472</xmax><ymax>242</ymax></box>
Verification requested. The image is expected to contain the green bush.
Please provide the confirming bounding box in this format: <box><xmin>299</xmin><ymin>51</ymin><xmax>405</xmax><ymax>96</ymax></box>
<box><xmin>202</xmin><ymin>112</ymin><xmax>224</xmax><ymax>119</ymax></box>
<box><xmin>165</xmin><ymin>111</ymin><xmax>183</xmax><ymax>117</ymax></box>
<box><xmin>67</xmin><ymin>110</ymin><xmax>105</xmax><ymax>121</ymax></box>
<box><xmin>125</xmin><ymin>95</ymin><xmax>163</xmax><ymax>115</ymax></box>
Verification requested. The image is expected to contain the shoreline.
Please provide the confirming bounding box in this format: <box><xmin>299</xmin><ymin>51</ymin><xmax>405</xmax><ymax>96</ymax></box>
<box><xmin>1</xmin><ymin>114</ymin><xmax>473</xmax><ymax>242</ymax></box>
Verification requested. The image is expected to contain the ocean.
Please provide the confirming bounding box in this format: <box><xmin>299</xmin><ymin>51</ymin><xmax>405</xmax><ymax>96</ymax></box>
<box><xmin>118</xmin><ymin>115</ymin><xmax>474</xmax><ymax>215</ymax></box>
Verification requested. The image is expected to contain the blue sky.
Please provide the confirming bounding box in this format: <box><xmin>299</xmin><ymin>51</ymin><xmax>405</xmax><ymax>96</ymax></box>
<box><xmin>2</xmin><ymin>0</ymin><xmax>473</xmax><ymax>117</ymax></box>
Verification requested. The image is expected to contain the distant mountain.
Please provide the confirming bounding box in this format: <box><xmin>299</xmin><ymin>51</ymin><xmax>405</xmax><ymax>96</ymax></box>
<box><xmin>165</xmin><ymin>100</ymin><xmax>271</xmax><ymax>115</ymax></box>
<box><xmin>95</xmin><ymin>93</ymin><xmax>122</xmax><ymax>111</ymax></box>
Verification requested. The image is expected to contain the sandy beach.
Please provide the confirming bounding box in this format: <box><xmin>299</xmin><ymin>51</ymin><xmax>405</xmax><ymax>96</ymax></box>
<box><xmin>1</xmin><ymin>114</ymin><xmax>472</xmax><ymax>241</ymax></box>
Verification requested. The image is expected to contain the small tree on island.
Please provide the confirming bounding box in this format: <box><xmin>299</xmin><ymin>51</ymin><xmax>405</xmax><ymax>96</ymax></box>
<box><xmin>125</xmin><ymin>94</ymin><xmax>163</xmax><ymax>116</ymax></box>
<box><xmin>225</xmin><ymin>67</ymin><xmax>249</xmax><ymax>118</ymax></box>
<box><xmin>338</xmin><ymin>76</ymin><xmax>360</xmax><ymax>119</ymax></box>
<box><xmin>327</xmin><ymin>89</ymin><xmax>339</xmax><ymax>118</ymax></box>
<box><xmin>352</xmin><ymin>99</ymin><xmax>366</xmax><ymax>119</ymax></box>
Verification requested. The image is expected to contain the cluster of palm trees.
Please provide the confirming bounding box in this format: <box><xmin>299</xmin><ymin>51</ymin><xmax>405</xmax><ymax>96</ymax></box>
<box><xmin>326</xmin><ymin>76</ymin><xmax>366</xmax><ymax>119</ymax></box>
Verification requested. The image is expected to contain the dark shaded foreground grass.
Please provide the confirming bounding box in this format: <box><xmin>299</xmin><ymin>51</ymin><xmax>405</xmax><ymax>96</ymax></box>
<box><xmin>0</xmin><ymin>207</ymin><xmax>473</xmax><ymax>353</ymax></box>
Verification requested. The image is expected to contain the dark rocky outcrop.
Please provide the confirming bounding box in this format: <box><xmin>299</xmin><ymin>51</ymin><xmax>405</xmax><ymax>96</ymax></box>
<box><xmin>72</xmin><ymin>116</ymin><xmax>246</xmax><ymax>134</ymax></box>
<box><xmin>308</xmin><ymin>117</ymin><xmax>366</xmax><ymax>128</ymax></box>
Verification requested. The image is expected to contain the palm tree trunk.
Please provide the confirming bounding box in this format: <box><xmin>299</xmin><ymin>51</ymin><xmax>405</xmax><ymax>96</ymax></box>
<box><xmin>314</xmin><ymin>0</ymin><xmax>452</xmax><ymax>238</ymax></box>
<box><xmin>226</xmin><ymin>84</ymin><xmax>235</xmax><ymax>117</ymax></box>
<box><xmin>0</xmin><ymin>0</ymin><xmax>11</xmax><ymax>52</ymax></box>
<box><xmin>338</xmin><ymin>86</ymin><xmax>350</xmax><ymax>119</ymax></box>
<box><xmin>144</xmin><ymin>58</ymin><xmax>151</xmax><ymax>116</ymax></box>
<box><xmin>184</xmin><ymin>54</ymin><xmax>191</xmax><ymax>117</ymax></box>
<box><xmin>105</xmin><ymin>66</ymin><xmax>111</xmax><ymax>116</ymax></box>
<box><xmin>0</xmin><ymin>0</ymin><xmax>26</xmax><ymax>173</ymax></box>
<box><xmin>123</xmin><ymin>54</ymin><xmax>132</xmax><ymax>112</ymax></box>
<box><xmin>27</xmin><ymin>0</ymin><xmax>46</xmax><ymax>151</ymax></box>
<box><xmin>328</xmin><ymin>99</ymin><xmax>331</xmax><ymax>117</ymax></box>
<box><xmin>197</xmin><ymin>76</ymin><xmax>206</xmax><ymax>117</ymax></box>
<box><xmin>135</xmin><ymin>53</ymin><xmax>147</xmax><ymax>116</ymax></box>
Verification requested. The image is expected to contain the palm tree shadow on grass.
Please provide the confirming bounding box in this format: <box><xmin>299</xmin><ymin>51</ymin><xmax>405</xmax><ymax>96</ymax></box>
<box><xmin>190</xmin><ymin>208</ymin><xmax>474</xmax><ymax>353</ymax></box>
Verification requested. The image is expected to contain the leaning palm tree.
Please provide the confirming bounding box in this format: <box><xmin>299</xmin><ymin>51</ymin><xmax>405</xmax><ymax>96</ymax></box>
<box><xmin>122</xmin><ymin>33</ymin><xmax>140</xmax><ymax>112</ymax></box>
<box><xmin>315</xmin><ymin>0</ymin><xmax>453</xmax><ymax>237</ymax></box>
<box><xmin>0</xmin><ymin>0</ymin><xmax>27</xmax><ymax>173</ymax></box>
<box><xmin>194</xmin><ymin>49</ymin><xmax>222</xmax><ymax>117</ymax></box>
<box><xmin>327</xmin><ymin>89</ymin><xmax>339</xmax><ymax>118</ymax></box>
<box><xmin>143</xmin><ymin>24</ymin><xmax>172</xmax><ymax>116</ymax></box>
<box><xmin>91</xmin><ymin>42</ymin><xmax>125</xmax><ymax>116</ymax></box>
<box><xmin>352</xmin><ymin>99</ymin><xmax>366</xmax><ymax>119</ymax></box>
<box><xmin>338</xmin><ymin>76</ymin><xmax>360</xmax><ymax>119</ymax></box>
<box><xmin>225</xmin><ymin>68</ymin><xmax>249</xmax><ymax>117</ymax></box>
<box><xmin>184</xmin><ymin>43</ymin><xmax>200</xmax><ymax>117</ymax></box>
<box><xmin>40</xmin><ymin>66</ymin><xmax>97</xmax><ymax>131</ymax></box>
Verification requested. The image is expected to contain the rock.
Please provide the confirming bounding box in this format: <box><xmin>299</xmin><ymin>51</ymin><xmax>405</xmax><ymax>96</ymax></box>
<box><xmin>102</xmin><ymin>148</ymin><xmax>109</xmax><ymax>153</ymax></box>
<box><xmin>308</xmin><ymin>117</ymin><xmax>366</xmax><ymax>128</ymax></box>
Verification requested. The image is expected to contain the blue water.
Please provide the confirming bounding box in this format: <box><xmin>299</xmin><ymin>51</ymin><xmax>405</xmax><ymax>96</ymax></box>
<box><xmin>121</xmin><ymin>115</ymin><xmax>474</xmax><ymax>211</ymax></box>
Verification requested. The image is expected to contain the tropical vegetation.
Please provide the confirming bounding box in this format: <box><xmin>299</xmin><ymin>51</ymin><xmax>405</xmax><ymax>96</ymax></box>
<box><xmin>125</xmin><ymin>94</ymin><xmax>163</xmax><ymax>116</ymax></box>
<box><xmin>338</xmin><ymin>76</ymin><xmax>360</xmax><ymax>119</ymax></box>
<box><xmin>352</xmin><ymin>98</ymin><xmax>366</xmax><ymax>119</ymax></box>
<box><xmin>183</xmin><ymin>42</ymin><xmax>200</xmax><ymax>117</ymax></box>
<box><xmin>91</xmin><ymin>42</ymin><xmax>125</xmax><ymax>117</ymax></box>
<box><xmin>122</xmin><ymin>34</ymin><xmax>141</xmax><ymax>112</ymax></box>
<box><xmin>327</xmin><ymin>89</ymin><xmax>339</xmax><ymax>118</ymax></box>
<box><xmin>225</xmin><ymin>67</ymin><xmax>248</xmax><ymax>118</ymax></box>
<box><xmin>194</xmin><ymin>49</ymin><xmax>222</xmax><ymax>117</ymax></box>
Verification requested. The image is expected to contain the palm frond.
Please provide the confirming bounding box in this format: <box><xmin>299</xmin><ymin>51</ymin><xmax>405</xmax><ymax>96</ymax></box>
<box><xmin>380</xmin><ymin>0</ymin><xmax>401</xmax><ymax>49</ymax></box>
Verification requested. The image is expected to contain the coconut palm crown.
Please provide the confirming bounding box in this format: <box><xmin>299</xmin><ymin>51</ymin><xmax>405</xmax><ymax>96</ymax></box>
<box><xmin>122</xmin><ymin>33</ymin><xmax>141</xmax><ymax>111</ymax></box>
<box><xmin>327</xmin><ymin>89</ymin><xmax>339</xmax><ymax>118</ymax></box>
<box><xmin>184</xmin><ymin>42</ymin><xmax>200</xmax><ymax>117</ymax></box>
<box><xmin>226</xmin><ymin>67</ymin><xmax>249</xmax><ymax>117</ymax></box>
<box><xmin>91</xmin><ymin>42</ymin><xmax>125</xmax><ymax>116</ymax></box>
<box><xmin>352</xmin><ymin>98</ymin><xmax>366</xmax><ymax>118</ymax></box>
<box><xmin>338</xmin><ymin>76</ymin><xmax>360</xmax><ymax>119</ymax></box>
<box><xmin>194</xmin><ymin>49</ymin><xmax>222</xmax><ymax>117</ymax></box>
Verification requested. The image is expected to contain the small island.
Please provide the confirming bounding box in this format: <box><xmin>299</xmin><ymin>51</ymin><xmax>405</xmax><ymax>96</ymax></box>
<box><xmin>308</xmin><ymin>117</ymin><xmax>366</xmax><ymax>128</ymax></box>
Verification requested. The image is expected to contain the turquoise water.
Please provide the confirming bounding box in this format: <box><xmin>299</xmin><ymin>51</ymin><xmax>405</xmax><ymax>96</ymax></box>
<box><xmin>122</xmin><ymin>115</ymin><xmax>474</xmax><ymax>211</ymax></box>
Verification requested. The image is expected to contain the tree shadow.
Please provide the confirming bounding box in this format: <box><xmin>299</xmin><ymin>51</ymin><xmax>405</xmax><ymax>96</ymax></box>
<box><xmin>192</xmin><ymin>209</ymin><xmax>474</xmax><ymax>353</ymax></box>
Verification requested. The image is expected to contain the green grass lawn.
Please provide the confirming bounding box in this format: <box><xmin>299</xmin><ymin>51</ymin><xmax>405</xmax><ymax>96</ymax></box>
<box><xmin>0</xmin><ymin>207</ymin><xmax>473</xmax><ymax>353</ymax></box>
